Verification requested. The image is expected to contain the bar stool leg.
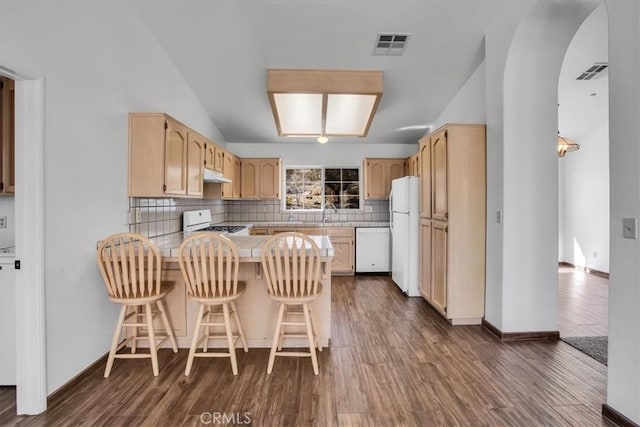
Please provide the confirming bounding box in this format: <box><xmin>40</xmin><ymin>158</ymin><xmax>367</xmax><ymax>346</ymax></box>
<box><xmin>130</xmin><ymin>305</ymin><xmax>139</xmax><ymax>354</ymax></box>
<box><xmin>267</xmin><ymin>303</ymin><xmax>285</xmax><ymax>374</ymax></box>
<box><xmin>105</xmin><ymin>305</ymin><xmax>127</xmax><ymax>378</ymax></box>
<box><xmin>308</xmin><ymin>304</ymin><xmax>322</xmax><ymax>352</ymax></box>
<box><xmin>222</xmin><ymin>303</ymin><xmax>238</xmax><ymax>375</ymax></box>
<box><xmin>303</xmin><ymin>303</ymin><xmax>319</xmax><ymax>375</ymax></box>
<box><xmin>157</xmin><ymin>299</ymin><xmax>178</xmax><ymax>353</ymax></box>
<box><xmin>230</xmin><ymin>301</ymin><xmax>248</xmax><ymax>352</ymax></box>
<box><xmin>278</xmin><ymin>304</ymin><xmax>288</xmax><ymax>351</ymax></box>
<box><xmin>203</xmin><ymin>305</ymin><xmax>211</xmax><ymax>352</ymax></box>
<box><xmin>185</xmin><ymin>304</ymin><xmax>205</xmax><ymax>376</ymax></box>
<box><xmin>145</xmin><ymin>303</ymin><xmax>159</xmax><ymax>376</ymax></box>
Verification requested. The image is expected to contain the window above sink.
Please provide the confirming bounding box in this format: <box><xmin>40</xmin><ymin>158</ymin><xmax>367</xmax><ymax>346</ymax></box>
<box><xmin>284</xmin><ymin>166</ymin><xmax>361</xmax><ymax>211</ymax></box>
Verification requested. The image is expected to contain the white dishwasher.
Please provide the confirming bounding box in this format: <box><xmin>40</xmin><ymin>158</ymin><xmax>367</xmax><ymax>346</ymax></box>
<box><xmin>355</xmin><ymin>227</ymin><xmax>391</xmax><ymax>273</ymax></box>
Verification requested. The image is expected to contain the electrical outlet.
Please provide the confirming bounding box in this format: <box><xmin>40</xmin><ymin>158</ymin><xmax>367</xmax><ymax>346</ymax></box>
<box><xmin>0</xmin><ymin>216</ymin><xmax>6</xmax><ymax>228</ymax></box>
<box><xmin>592</xmin><ymin>251</ymin><xmax>598</xmax><ymax>259</ymax></box>
<box><xmin>365</xmin><ymin>206</ymin><xmax>373</xmax><ymax>213</ymax></box>
<box><xmin>135</xmin><ymin>209</ymin><xmax>142</xmax><ymax>222</ymax></box>
<box><xmin>496</xmin><ymin>210</ymin><xmax>502</xmax><ymax>224</ymax></box>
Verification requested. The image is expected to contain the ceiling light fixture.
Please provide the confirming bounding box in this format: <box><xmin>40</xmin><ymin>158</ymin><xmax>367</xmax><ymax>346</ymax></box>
<box><xmin>267</xmin><ymin>69</ymin><xmax>383</xmax><ymax>139</ymax></box>
<box><xmin>557</xmin><ymin>136</ymin><xmax>580</xmax><ymax>157</ymax></box>
<box><xmin>317</xmin><ymin>136</ymin><xmax>328</xmax><ymax>144</ymax></box>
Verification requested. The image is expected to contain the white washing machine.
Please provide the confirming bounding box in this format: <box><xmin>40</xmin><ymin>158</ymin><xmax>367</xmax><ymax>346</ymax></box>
<box><xmin>355</xmin><ymin>227</ymin><xmax>390</xmax><ymax>273</ymax></box>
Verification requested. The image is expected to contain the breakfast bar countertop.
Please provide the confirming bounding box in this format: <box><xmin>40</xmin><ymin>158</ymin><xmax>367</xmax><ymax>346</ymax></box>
<box><xmin>152</xmin><ymin>233</ymin><xmax>335</xmax><ymax>261</ymax></box>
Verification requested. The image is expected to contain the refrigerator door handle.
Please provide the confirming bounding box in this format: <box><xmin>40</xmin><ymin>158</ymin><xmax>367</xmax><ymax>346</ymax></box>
<box><xmin>389</xmin><ymin>190</ymin><xmax>393</xmax><ymax>231</ymax></box>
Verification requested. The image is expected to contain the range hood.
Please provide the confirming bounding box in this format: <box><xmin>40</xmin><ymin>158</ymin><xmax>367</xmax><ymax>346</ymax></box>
<box><xmin>203</xmin><ymin>168</ymin><xmax>231</xmax><ymax>184</ymax></box>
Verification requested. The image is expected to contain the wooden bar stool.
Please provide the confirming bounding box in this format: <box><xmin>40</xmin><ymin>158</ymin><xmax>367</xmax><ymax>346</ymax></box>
<box><xmin>96</xmin><ymin>233</ymin><xmax>178</xmax><ymax>378</ymax></box>
<box><xmin>261</xmin><ymin>232</ymin><xmax>323</xmax><ymax>375</ymax></box>
<box><xmin>178</xmin><ymin>233</ymin><xmax>248</xmax><ymax>376</ymax></box>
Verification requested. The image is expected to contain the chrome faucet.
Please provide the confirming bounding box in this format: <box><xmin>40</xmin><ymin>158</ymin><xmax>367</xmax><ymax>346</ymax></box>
<box><xmin>322</xmin><ymin>202</ymin><xmax>338</xmax><ymax>223</ymax></box>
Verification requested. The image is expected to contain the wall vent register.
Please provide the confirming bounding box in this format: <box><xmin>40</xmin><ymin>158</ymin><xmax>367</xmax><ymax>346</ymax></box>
<box><xmin>374</xmin><ymin>33</ymin><xmax>410</xmax><ymax>56</ymax></box>
<box><xmin>576</xmin><ymin>63</ymin><xmax>608</xmax><ymax>80</ymax></box>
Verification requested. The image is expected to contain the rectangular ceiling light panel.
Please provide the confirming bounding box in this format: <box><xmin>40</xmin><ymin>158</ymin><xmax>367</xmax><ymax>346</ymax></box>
<box><xmin>272</xmin><ymin>93</ymin><xmax>323</xmax><ymax>135</ymax></box>
<box><xmin>325</xmin><ymin>94</ymin><xmax>377</xmax><ymax>135</ymax></box>
<box><xmin>267</xmin><ymin>69</ymin><xmax>383</xmax><ymax>138</ymax></box>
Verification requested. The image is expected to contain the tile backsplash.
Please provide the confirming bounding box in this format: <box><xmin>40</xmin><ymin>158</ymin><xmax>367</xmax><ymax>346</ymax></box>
<box><xmin>129</xmin><ymin>198</ymin><xmax>225</xmax><ymax>238</ymax></box>
<box><xmin>129</xmin><ymin>197</ymin><xmax>389</xmax><ymax>238</ymax></box>
<box><xmin>224</xmin><ymin>199</ymin><xmax>390</xmax><ymax>223</ymax></box>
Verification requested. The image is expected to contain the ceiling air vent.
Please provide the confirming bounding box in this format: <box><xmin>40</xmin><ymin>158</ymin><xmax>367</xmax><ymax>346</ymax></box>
<box><xmin>576</xmin><ymin>63</ymin><xmax>608</xmax><ymax>80</ymax></box>
<box><xmin>374</xmin><ymin>33</ymin><xmax>410</xmax><ymax>56</ymax></box>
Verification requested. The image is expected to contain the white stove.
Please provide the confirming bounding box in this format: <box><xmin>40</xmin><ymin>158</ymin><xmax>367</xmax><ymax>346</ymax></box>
<box><xmin>183</xmin><ymin>210</ymin><xmax>249</xmax><ymax>236</ymax></box>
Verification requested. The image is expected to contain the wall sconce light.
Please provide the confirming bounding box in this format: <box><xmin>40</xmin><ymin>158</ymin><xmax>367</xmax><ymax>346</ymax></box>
<box><xmin>557</xmin><ymin>136</ymin><xmax>580</xmax><ymax>157</ymax></box>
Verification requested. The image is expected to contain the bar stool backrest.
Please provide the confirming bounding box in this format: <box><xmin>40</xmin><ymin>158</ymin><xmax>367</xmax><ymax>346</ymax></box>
<box><xmin>178</xmin><ymin>233</ymin><xmax>240</xmax><ymax>298</ymax></box>
<box><xmin>261</xmin><ymin>232</ymin><xmax>322</xmax><ymax>299</ymax></box>
<box><xmin>97</xmin><ymin>233</ymin><xmax>162</xmax><ymax>299</ymax></box>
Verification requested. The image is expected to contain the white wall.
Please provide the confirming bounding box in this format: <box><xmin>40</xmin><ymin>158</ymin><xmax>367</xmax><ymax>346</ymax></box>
<box><xmin>227</xmin><ymin>143</ymin><xmax>416</xmax><ymax>165</ymax></box>
<box><xmin>605</xmin><ymin>0</ymin><xmax>640</xmax><ymax>422</ymax></box>
<box><xmin>483</xmin><ymin>2</ymin><xmax>534</xmax><ymax>330</ymax></box>
<box><xmin>0</xmin><ymin>0</ymin><xmax>225</xmax><ymax>393</ymax></box>
<box><xmin>431</xmin><ymin>61</ymin><xmax>486</xmax><ymax>131</ymax></box>
<box><xmin>0</xmin><ymin>198</ymin><xmax>14</xmax><ymax>248</ymax></box>
<box><xmin>559</xmin><ymin>125</ymin><xmax>610</xmax><ymax>272</ymax></box>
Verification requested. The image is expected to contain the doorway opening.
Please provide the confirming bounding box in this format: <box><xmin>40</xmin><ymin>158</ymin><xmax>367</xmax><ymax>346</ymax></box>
<box><xmin>557</xmin><ymin>4</ymin><xmax>610</xmax><ymax>364</ymax></box>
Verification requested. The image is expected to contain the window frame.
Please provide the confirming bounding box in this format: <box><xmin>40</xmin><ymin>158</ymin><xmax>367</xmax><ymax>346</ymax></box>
<box><xmin>282</xmin><ymin>165</ymin><xmax>363</xmax><ymax>212</ymax></box>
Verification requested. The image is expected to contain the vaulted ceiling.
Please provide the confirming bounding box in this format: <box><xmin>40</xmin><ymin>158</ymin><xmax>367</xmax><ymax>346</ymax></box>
<box><xmin>132</xmin><ymin>0</ymin><xmax>511</xmax><ymax>144</ymax></box>
<box><xmin>131</xmin><ymin>1</ymin><xmax>607</xmax><ymax>146</ymax></box>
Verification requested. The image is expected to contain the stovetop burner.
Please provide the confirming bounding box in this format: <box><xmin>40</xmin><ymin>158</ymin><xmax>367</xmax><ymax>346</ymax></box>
<box><xmin>201</xmin><ymin>225</ymin><xmax>246</xmax><ymax>233</ymax></box>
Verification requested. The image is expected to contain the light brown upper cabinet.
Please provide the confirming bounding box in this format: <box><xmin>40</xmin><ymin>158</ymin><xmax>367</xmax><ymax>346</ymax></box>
<box><xmin>363</xmin><ymin>158</ymin><xmax>407</xmax><ymax>200</ymax></box>
<box><xmin>221</xmin><ymin>150</ymin><xmax>235</xmax><ymax>199</ymax></box>
<box><xmin>240</xmin><ymin>159</ymin><xmax>259</xmax><ymax>199</ymax></box>
<box><xmin>232</xmin><ymin>157</ymin><xmax>241</xmax><ymax>198</ymax></box>
<box><xmin>129</xmin><ymin>114</ymin><xmax>185</xmax><ymax>197</ymax></box>
<box><xmin>240</xmin><ymin>158</ymin><xmax>281</xmax><ymax>200</ymax></box>
<box><xmin>405</xmin><ymin>153</ymin><xmax>419</xmax><ymax>178</ymax></box>
<box><xmin>431</xmin><ymin>128</ymin><xmax>448</xmax><ymax>221</ymax></box>
<box><xmin>259</xmin><ymin>158</ymin><xmax>281</xmax><ymax>199</ymax></box>
<box><xmin>186</xmin><ymin>132</ymin><xmax>205</xmax><ymax>197</ymax></box>
<box><xmin>419</xmin><ymin>136</ymin><xmax>431</xmax><ymax>218</ymax></box>
<box><xmin>0</xmin><ymin>76</ymin><xmax>15</xmax><ymax>195</ymax></box>
<box><xmin>213</xmin><ymin>146</ymin><xmax>224</xmax><ymax>173</ymax></box>
<box><xmin>204</xmin><ymin>142</ymin><xmax>215</xmax><ymax>171</ymax></box>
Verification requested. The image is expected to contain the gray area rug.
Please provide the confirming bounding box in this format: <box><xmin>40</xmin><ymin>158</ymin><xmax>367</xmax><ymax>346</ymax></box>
<box><xmin>561</xmin><ymin>336</ymin><xmax>608</xmax><ymax>365</ymax></box>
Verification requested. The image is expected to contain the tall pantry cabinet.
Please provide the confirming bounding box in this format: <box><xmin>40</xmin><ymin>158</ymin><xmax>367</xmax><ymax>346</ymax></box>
<box><xmin>419</xmin><ymin>124</ymin><xmax>486</xmax><ymax>325</ymax></box>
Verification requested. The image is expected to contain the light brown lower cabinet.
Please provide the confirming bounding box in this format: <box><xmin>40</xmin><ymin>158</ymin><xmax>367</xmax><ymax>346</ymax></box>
<box><xmin>159</xmin><ymin>267</ymin><xmax>188</xmax><ymax>337</ymax></box>
<box><xmin>250</xmin><ymin>226</ymin><xmax>354</xmax><ymax>276</ymax></box>
<box><xmin>249</xmin><ymin>227</ymin><xmax>269</xmax><ymax>236</ymax></box>
<box><xmin>419</xmin><ymin>219</ymin><xmax>431</xmax><ymax>301</ymax></box>
<box><xmin>430</xmin><ymin>221</ymin><xmax>448</xmax><ymax>316</ymax></box>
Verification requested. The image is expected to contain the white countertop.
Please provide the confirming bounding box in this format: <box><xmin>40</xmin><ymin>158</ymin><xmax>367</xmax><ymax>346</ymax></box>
<box><xmin>219</xmin><ymin>221</ymin><xmax>390</xmax><ymax>228</ymax></box>
<box><xmin>152</xmin><ymin>233</ymin><xmax>334</xmax><ymax>260</ymax></box>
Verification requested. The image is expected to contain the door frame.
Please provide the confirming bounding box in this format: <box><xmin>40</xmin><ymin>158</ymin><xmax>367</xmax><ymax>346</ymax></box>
<box><xmin>8</xmin><ymin>70</ymin><xmax>47</xmax><ymax>414</ymax></box>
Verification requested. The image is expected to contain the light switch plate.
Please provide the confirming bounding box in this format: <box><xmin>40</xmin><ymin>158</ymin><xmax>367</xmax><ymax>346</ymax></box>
<box><xmin>623</xmin><ymin>218</ymin><xmax>637</xmax><ymax>239</ymax></box>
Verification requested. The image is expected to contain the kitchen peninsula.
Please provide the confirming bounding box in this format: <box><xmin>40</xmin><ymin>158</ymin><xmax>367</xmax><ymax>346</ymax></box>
<box><xmin>151</xmin><ymin>233</ymin><xmax>334</xmax><ymax>349</ymax></box>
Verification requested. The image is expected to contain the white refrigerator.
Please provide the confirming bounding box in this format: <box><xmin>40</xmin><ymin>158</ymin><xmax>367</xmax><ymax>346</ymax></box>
<box><xmin>390</xmin><ymin>176</ymin><xmax>420</xmax><ymax>296</ymax></box>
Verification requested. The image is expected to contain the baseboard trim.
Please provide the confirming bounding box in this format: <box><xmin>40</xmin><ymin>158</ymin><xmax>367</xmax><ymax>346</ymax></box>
<box><xmin>559</xmin><ymin>261</ymin><xmax>609</xmax><ymax>279</ymax></box>
<box><xmin>482</xmin><ymin>319</ymin><xmax>560</xmax><ymax>342</ymax></box>
<box><xmin>602</xmin><ymin>404</ymin><xmax>639</xmax><ymax>427</ymax></box>
<box><xmin>47</xmin><ymin>352</ymin><xmax>109</xmax><ymax>408</ymax></box>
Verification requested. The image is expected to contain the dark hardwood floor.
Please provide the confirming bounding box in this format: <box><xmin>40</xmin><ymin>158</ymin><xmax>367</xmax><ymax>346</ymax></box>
<box><xmin>558</xmin><ymin>266</ymin><xmax>609</xmax><ymax>337</ymax></box>
<box><xmin>0</xmin><ymin>275</ymin><xmax>614</xmax><ymax>426</ymax></box>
